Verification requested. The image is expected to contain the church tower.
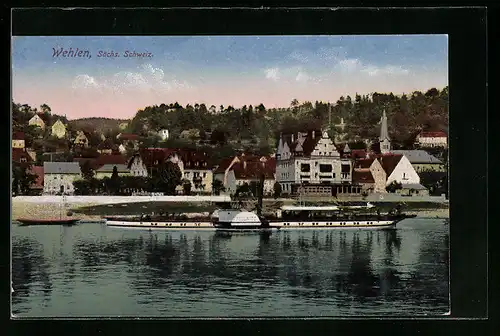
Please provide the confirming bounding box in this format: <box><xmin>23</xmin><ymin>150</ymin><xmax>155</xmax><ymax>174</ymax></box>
<box><xmin>379</xmin><ymin>109</ymin><xmax>391</xmax><ymax>154</ymax></box>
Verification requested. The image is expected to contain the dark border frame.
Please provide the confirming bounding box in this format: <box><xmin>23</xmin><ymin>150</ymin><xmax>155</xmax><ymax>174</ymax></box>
<box><xmin>8</xmin><ymin>6</ymin><xmax>488</xmax><ymax>334</ymax></box>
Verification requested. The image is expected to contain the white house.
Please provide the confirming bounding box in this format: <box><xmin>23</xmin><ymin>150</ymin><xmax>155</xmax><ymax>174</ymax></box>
<box><xmin>43</xmin><ymin>162</ymin><xmax>82</xmax><ymax>195</ymax></box>
<box><xmin>415</xmin><ymin>131</ymin><xmax>448</xmax><ymax>148</ymax></box>
<box><xmin>28</xmin><ymin>113</ymin><xmax>47</xmax><ymax>130</ymax></box>
<box><xmin>378</xmin><ymin>154</ymin><xmax>420</xmax><ymax>186</ymax></box>
<box><xmin>276</xmin><ymin>129</ymin><xmax>352</xmax><ymax>195</ymax></box>
<box><xmin>158</xmin><ymin>129</ymin><xmax>169</xmax><ymax>141</ymax></box>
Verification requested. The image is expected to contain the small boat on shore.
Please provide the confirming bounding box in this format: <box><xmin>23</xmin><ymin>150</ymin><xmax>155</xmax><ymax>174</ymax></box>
<box><xmin>16</xmin><ymin>218</ymin><xmax>81</xmax><ymax>226</ymax></box>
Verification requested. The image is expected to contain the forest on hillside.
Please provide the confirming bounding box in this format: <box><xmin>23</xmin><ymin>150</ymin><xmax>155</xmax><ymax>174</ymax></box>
<box><xmin>68</xmin><ymin>117</ymin><xmax>129</xmax><ymax>135</ymax></box>
<box><xmin>126</xmin><ymin>86</ymin><xmax>448</xmax><ymax>149</ymax></box>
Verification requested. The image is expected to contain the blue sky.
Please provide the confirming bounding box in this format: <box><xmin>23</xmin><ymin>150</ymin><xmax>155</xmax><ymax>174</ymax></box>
<box><xmin>12</xmin><ymin>35</ymin><xmax>448</xmax><ymax>119</ymax></box>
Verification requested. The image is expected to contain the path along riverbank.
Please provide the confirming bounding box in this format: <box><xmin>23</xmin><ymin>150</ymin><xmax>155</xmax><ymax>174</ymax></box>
<box><xmin>12</xmin><ymin>198</ymin><xmax>449</xmax><ymax>220</ymax></box>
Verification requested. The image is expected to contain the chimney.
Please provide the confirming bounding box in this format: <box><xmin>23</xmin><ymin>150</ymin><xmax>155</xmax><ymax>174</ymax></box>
<box><xmin>243</xmin><ymin>161</ymin><xmax>247</xmax><ymax>169</ymax></box>
<box><xmin>312</xmin><ymin>130</ymin><xmax>315</xmax><ymax>139</ymax></box>
<box><xmin>291</xmin><ymin>134</ymin><xmax>295</xmax><ymax>143</ymax></box>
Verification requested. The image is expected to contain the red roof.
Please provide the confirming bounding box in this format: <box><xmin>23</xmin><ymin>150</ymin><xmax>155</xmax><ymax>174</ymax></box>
<box><xmin>232</xmin><ymin>160</ymin><xmax>275</xmax><ymax>180</ymax></box>
<box><xmin>12</xmin><ymin>132</ymin><xmax>25</xmax><ymax>140</ymax></box>
<box><xmin>29</xmin><ymin>166</ymin><xmax>44</xmax><ymax>189</ymax></box>
<box><xmin>118</xmin><ymin>133</ymin><xmax>139</xmax><ymax>141</ymax></box>
<box><xmin>12</xmin><ymin>148</ymin><xmax>32</xmax><ymax>163</ymax></box>
<box><xmin>351</xmin><ymin>149</ymin><xmax>368</xmax><ymax>159</ymax></box>
<box><xmin>177</xmin><ymin>149</ymin><xmax>214</xmax><ymax>170</ymax></box>
<box><xmin>354</xmin><ymin>158</ymin><xmax>375</xmax><ymax>169</ymax></box>
<box><xmin>377</xmin><ymin>154</ymin><xmax>403</xmax><ymax>176</ymax></box>
<box><xmin>95</xmin><ymin>154</ymin><xmax>127</xmax><ymax>169</ymax></box>
<box><xmin>419</xmin><ymin>131</ymin><xmax>447</xmax><ymax>138</ymax></box>
<box><xmin>352</xmin><ymin>171</ymin><xmax>375</xmax><ymax>184</ymax></box>
<box><xmin>73</xmin><ymin>157</ymin><xmax>99</xmax><ymax>170</ymax></box>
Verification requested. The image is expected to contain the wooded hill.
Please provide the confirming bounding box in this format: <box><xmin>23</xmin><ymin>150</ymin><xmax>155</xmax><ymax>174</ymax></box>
<box><xmin>125</xmin><ymin>86</ymin><xmax>448</xmax><ymax>148</ymax></box>
<box><xmin>68</xmin><ymin>117</ymin><xmax>129</xmax><ymax>135</ymax></box>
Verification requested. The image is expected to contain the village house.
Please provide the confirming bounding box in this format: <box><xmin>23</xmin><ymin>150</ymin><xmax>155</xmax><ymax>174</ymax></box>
<box><xmin>12</xmin><ymin>132</ymin><xmax>25</xmax><ymax>149</ymax></box>
<box><xmin>127</xmin><ymin>148</ymin><xmax>214</xmax><ymax>194</ymax></box>
<box><xmin>352</xmin><ymin>157</ymin><xmax>387</xmax><ymax>194</ymax></box>
<box><xmin>12</xmin><ymin>148</ymin><xmax>31</xmax><ymax>165</ymax></box>
<box><xmin>116</xmin><ymin>133</ymin><xmax>140</xmax><ymax>150</ymax></box>
<box><xmin>51</xmin><ymin>119</ymin><xmax>67</xmax><ymax>139</ymax></box>
<box><xmin>94</xmin><ymin>164</ymin><xmax>131</xmax><ymax>179</ymax></box>
<box><xmin>97</xmin><ymin>138</ymin><xmax>116</xmax><ymax>154</ymax></box>
<box><xmin>391</xmin><ymin>150</ymin><xmax>445</xmax><ymax>173</ymax></box>
<box><xmin>43</xmin><ymin>161</ymin><xmax>82</xmax><ymax>195</ymax></box>
<box><xmin>415</xmin><ymin>131</ymin><xmax>448</xmax><ymax>148</ymax></box>
<box><xmin>377</xmin><ymin>154</ymin><xmax>428</xmax><ymax>196</ymax></box>
<box><xmin>73</xmin><ymin>130</ymin><xmax>90</xmax><ymax>148</ymax></box>
<box><xmin>28</xmin><ymin>112</ymin><xmax>49</xmax><ymax>130</ymax></box>
<box><xmin>158</xmin><ymin>129</ymin><xmax>169</xmax><ymax>141</ymax></box>
<box><xmin>225</xmin><ymin>157</ymin><xmax>276</xmax><ymax>196</ymax></box>
<box><xmin>275</xmin><ymin>128</ymin><xmax>353</xmax><ymax>196</ymax></box>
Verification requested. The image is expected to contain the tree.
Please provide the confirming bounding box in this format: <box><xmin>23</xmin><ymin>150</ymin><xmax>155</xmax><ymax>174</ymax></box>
<box><xmin>212</xmin><ymin>179</ymin><xmax>226</xmax><ymax>195</ymax></box>
<box><xmin>109</xmin><ymin>166</ymin><xmax>120</xmax><ymax>195</ymax></box>
<box><xmin>273</xmin><ymin>182</ymin><xmax>282</xmax><ymax>199</ymax></box>
<box><xmin>40</xmin><ymin>104</ymin><xmax>51</xmax><ymax>113</ymax></box>
<box><xmin>386</xmin><ymin>180</ymin><xmax>403</xmax><ymax>193</ymax></box>
<box><xmin>153</xmin><ymin>161</ymin><xmax>182</xmax><ymax>195</ymax></box>
<box><xmin>182</xmin><ymin>179</ymin><xmax>192</xmax><ymax>195</ymax></box>
<box><xmin>12</xmin><ymin>162</ymin><xmax>37</xmax><ymax>195</ymax></box>
<box><xmin>81</xmin><ymin>160</ymin><xmax>95</xmax><ymax>180</ymax></box>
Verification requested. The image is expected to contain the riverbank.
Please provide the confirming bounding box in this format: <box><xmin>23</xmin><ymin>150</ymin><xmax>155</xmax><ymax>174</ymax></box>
<box><xmin>12</xmin><ymin>199</ymin><xmax>450</xmax><ymax>220</ymax></box>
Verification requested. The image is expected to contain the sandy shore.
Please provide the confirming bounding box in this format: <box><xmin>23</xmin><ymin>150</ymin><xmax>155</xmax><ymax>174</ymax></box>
<box><xmin>406</xmin><ymin>208</ymin><xmax>449</xmax><ymax>218</ymax></box>
<box><xmin>11</xmin><ymin>202</ymin><xmax>103</xmax><ymax>221</ymax></box>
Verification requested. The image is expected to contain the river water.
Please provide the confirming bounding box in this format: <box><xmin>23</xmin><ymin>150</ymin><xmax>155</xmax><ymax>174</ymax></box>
<box><xmin>11</xmin><ymin>218</ymin><xmax>449</xmax><ymax>318</ymax></box>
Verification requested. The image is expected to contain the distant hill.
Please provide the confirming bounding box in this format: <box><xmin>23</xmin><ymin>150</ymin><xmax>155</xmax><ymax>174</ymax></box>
<box><xmin>68</xmin><ymin>117</ymin><xmax>129</xmax><ymax>134</ymax></box>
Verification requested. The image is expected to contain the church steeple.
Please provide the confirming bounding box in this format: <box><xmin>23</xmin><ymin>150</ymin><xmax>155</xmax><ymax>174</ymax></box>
<box><xmin>379</xmin><ymin>109</ymin><xmax>391</xmax><ymax>154</ymax></box>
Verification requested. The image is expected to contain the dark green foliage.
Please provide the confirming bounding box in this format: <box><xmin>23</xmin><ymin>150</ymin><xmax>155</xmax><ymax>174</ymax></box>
<box><xmin>273</xmin><ymin>182</ymin><xmax>282</xmax><ymax>199</ymax></box>
<box><xmin>212</xmin><ymin>179</ymin><xmax>226</xmax><ymax>195</ymax></box>
<box><xmin>12</xmin><ymin>161</ymin><xmax>37</xmax><ymax>195</ymax></box>
<box><xmin>386</xmin><ymin>181</ymin><xmax>403</xmax><ymax>193</ymax></box>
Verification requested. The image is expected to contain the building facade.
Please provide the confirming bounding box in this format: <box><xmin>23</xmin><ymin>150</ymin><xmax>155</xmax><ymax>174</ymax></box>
<box><xmin>415</xmin><ymin>131</ymin><xmax>448</xmax><ymax>148</ymax></box>
<box><xmin>73</xmin><ymin>130</ymin><xmax>89</xmax><ymax>147</ymax></box>
<box><xmin>43</xmin><ymin>162</ymin><xmax>82</xmax><ymax>195</ymax></box>
<box><xmin>276</xmin><ymin>130</ymin><xmax>352</xmax><ymax>195</ymax></box>
<box><xmin>12</xmin><ymin>132</ymin><xmax>25</xmax><ymax>149</ymax></box>
<box><xmin>28</xmin><ymin>113</ymin><xmax>46</xmax><ymax>130</ymax></box>
<box><xmin>51</xmin><ymin>120</ymin><xmax>67</xmax><ymax>139</ymax></box>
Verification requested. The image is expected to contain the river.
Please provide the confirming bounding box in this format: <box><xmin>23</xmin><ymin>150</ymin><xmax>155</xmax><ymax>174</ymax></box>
<box><xmin>11</xmin><ymin>218</ymin><xmax>449</xmax><ymax>317</ymax></box>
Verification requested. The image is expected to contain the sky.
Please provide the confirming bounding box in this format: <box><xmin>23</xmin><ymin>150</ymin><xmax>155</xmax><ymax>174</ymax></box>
<box><xmin>11</xmin><ymin>35</ymin><xmax>448</xmax><ymax>120</ymax></box>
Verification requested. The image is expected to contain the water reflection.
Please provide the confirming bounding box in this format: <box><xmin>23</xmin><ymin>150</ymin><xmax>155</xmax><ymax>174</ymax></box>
<box><xmin>11</xmin><ymin>237</ymin><xmax>53</xmax><ymax>314</ymax></box>
<box><xmin>12</xmin><ymin>220</ymin><xmax>449</xmax><ymax>316</ymax></box>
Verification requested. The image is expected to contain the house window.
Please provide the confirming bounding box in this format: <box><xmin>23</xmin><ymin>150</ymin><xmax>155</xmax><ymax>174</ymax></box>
<box><xmin>319</xmin><ymin>164</ymin><xmax>333</xmax><ymax>173</ymax></box>
<box><xmin>341</xmin><ymin>173</ymin><xmax>349</xmax><ymax>179</ymax></box>
<box><xmin>300</xmin><ymin>163</ymin><xmax>310</xmax><ymax>172</ymax></box>
<box><xmin>403</xmin><ymin>173</ymin><xmax>408</xmax><ymax>180</ymax></box>
<box><xmin>203</xmin><ymin>173</ymin><xmax>207</xmax><ymax>178</ymax></box>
